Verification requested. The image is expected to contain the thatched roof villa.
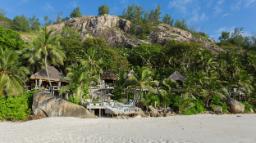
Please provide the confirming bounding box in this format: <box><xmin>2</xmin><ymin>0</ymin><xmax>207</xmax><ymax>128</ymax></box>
<box><xmin>101</xmin><ymin>71</ymin><xmax>118</xmax><ymax>83</ymax></box>
<box><xmin>169</xmin><ymin>71</ymin><xmax>185</xmax><ymax>83</ymax></box>
<box><xmin>29</xmin><ymin>66</ymin><xmax>67</xmax><ymax>93</ymax></box>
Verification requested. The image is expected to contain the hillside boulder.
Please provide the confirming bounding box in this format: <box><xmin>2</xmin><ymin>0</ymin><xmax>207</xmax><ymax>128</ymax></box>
<box><xmin>32</xmin><ymin>92</ymin><xmax>95</xmax><ymax>118</ymax></box>
<box><xmin>48</xmin><ymin>15</ymin><xmax>141</xmax><ymax>47</ymax></box>
<box><xmin>148</xmin><ymin>106</ymin><xmax>160</xmax><ymax>117</ymax></box>
<box><xmin>227</xmin><ymin>98</ymin><xmax>245</xmax><ymax>113</ymax></box>
<box><xmin>150</xmin><ymin>24</ymin><xmax>222</xmax><ymax>53</ymax></box>
<box><xmin>150</xmin><ymin>24</ymin><xmax>192</xmax><ymax>44</ymax></box>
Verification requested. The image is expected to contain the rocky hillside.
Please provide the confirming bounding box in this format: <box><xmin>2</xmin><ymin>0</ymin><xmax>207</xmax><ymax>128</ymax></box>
<box><xmin>48</xmin><ymin>15</ymin><xmax>220</xmax><ymax>51</ymax></box>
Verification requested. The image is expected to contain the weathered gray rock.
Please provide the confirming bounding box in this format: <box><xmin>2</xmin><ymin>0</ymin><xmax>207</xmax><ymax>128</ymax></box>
<box><xmin>150</xmin><ymin>24</ymin><xmax>222</xmax><ymax>53</ymax></box>
<box><xmin>227</xmin><ymin>98</ymin><xmax>245</xmax><ymax>113</ymax></box>
<box><xmin>47</xmin><ymin>16</ymin><xmax>222</xmax><ymax>52</ymax></box>
<box><xmin>211</xmin><ymin>105</ymin><xmax>223</xmax><ymax>114</ymax></box>
<box><xmin>150</xmin><ymin>24</ymin><xmax>192</xmax><ymax>44</ymax></box>
<box><xmin>148</xmin><ymin>106</ymin><xmax>160</xmax><ymax>117</ymax></box>
<box><xmin>32</xmin><ymin>92</ymin><xmax>95</xmax><ymax>118</ymax></box>
<box><xmin>48</xmin><ymin>15</ymin><xmax>141</xmax><ymax>47</ymax></box>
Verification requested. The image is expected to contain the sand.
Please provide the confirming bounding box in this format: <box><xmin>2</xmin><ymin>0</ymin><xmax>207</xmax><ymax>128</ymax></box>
<box><xmin>0</xmin><ymin>114</ymin><xmax>256</xmax><ymax>143</ymax></box>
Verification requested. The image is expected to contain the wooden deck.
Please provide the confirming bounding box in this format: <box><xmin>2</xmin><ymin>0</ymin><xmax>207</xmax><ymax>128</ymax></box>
<box><xmin>87</xmin><ymin>101</ymin><xmax>140</xmax><ymax>116</ymax></box>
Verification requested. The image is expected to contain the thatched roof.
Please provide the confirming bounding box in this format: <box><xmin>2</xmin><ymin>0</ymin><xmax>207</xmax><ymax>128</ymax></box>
<box><xmin>30</xmin><ymin>66</ymin><xmax>66</xmax><ymax>82</ymax></box>
<box><xmin>169</xmin><ymin>71</ymin><xmax>185</xmax><ymax>82</ymax></box>
<box><xmin>101</xmin><ymin>71</ymin><xmax>117</xmax><ymax>81</ymax></box>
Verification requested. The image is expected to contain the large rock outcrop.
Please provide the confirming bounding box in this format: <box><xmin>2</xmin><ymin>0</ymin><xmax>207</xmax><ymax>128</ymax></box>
<box><xmin>150</xmin><ymin>24</ymin><xmax>222</xmax><ymax>53</ymax></box>
<box><xmin>32</xmin><ymin>92</ymin><xmax>95</xmax><ymax>118</ymax></box>
<box><xmin>227</xmin><ymin>98</ymin><xmax>245</xmax><ymax>113</ymax></box>
<box><xmin>47</xmin><ymin>16</ymin><xmax>221</xmax><ymax>52</ymax></box>
<box><xmin>150</xmin><ymin>24</ymin><xmax>193</xmax><ymax>43</ymax></box>
<box><xmin>48</xmin><ymin>15</ymin><xmax>140</xmax><ymax>47</ymax></box>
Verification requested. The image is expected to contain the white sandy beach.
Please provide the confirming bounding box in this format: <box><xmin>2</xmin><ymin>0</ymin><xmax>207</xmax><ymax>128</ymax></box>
<box><xmin>0</xmin><ymin>114</ymin><xmax>256</xmax><ymax>143</ymax></box>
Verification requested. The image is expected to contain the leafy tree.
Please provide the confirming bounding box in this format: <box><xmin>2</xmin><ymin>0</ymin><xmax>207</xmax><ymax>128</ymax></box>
<box><xmin>219</xmin><ymin>31</ymin><xmax>230</xmax><ymax>42</ymax></box>
<box><xmin>127</xmin><ymin>44</ymin><xmax>162</xmax><ymax>67</ymax></box>
<box><xmin>82</xmin><ymin>37</ymin><xmax>129</xmax><ymax>73</ymax></box>
<box><xmin>122</xmin><ymin>5</ymin><xmax>143</xmax><ymax>24</ymax></box>
<box><xmin>174</xmin><ymin>19</ymin><xmax>188</xmax><ymax>31</ymax></box>
<box><xmin>0</xmin><ymin>11</ymin><xmax>12</xmax><ymax>28</ymax></box>
<box><xmin>29</xmin><ymin>16</ymin><xmax>40</xmax><ymax>31</ymax></box>
<box><xmin>147</xmin><ymin>5</ymin><xmax>161</xmax><ymax>24</ymax></box>
<box><xmin>55</xmin><ymin>14</ymin><xmax>64</xmax><ymax>24</ymax></box>
<box><xmin>230</xmin><ymin>28</ymin><xmax>245</xmax><ymax>47</ymax></box>
<box><xmin>125</xmin><ymin>67</ymin><xmax>159</xmax><ymax>106</ymax></box>
<box><xmin>98</xmin><ymin>5</ymin><xmax>109</xmax><ymax>16</ymax></box>
<box><xmin>162</xmin><ymin>14</ymin><xmax>174</xmax><ymax>26</ymax></box>
<box><xmin>65</xmin><ymin>48</ymin><xmax>103</xmax><ymax>103</ymax></box>
<box><xmin>70</xmin><ymin>7</ymin><xmax>82</xmax><ymax>18</ymax></box>
<box><xmin>0</xmin><ymin>48</ymin><xmax>28</xmax><ymax>96</ymax></box>
<box><xmin>60</xmin><ymin>27</ymin><xmax>83</xmax><ymax>65</ymax></box>
<box><xmin>29</xmin><ymin>27</ymin><xmax>65</xmax><ymax>89</ymax></box>
<box><xmin>43</xmin><ymin>16</ymin><xmax>52</xmax><ymax>26</ymax></box>
<box><xmin>12</xmin><ymin>16</ymin><xmax>30</xmax><ymax>32</ymax></box>
<box><xmin>0</xmin><ymin>26</ymin><xmax>24</xmax><ymax>50</ymax></box>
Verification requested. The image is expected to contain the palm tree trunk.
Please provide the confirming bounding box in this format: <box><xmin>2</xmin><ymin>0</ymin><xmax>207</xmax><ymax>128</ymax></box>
<box><xmin>44</xmin><ymin>46</ymin><xmax>52</xmax><ymax>94</ymax></box>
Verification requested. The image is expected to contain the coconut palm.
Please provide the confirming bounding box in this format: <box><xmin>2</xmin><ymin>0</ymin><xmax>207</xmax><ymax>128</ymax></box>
<box><xmin>28</xmin><ymin>27</ymin><xmax>65</xmax><ymax>91</ymax></box>
<box><xmin>125</xmin><ymin>67</ymin><xmax>159</xmax><ymax>106</ymax></box>
<box><xmin>0</xmin><ymin>48</ymin><xmax>28</xmax><ymax>96</ymax></box>
<box><xmin>64</xmin><ymin>48</ymin><xmax>103</xmax><ymax>103</ymax></box>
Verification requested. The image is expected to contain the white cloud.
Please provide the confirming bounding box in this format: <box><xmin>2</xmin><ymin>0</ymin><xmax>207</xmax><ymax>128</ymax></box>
<box><xmin>232</xmin><ymin>0</ymin><xmax>256</xmax><ymax>10</ymax></box>
<box><xmin>189</xmin><ymin>6</ymin><xmax>208</xmax><ymax>23</ymax></box>
<box><xmin>190</xmin><ymin>12</ymin><xmax>207</xmax><ymax>22</ymax></box>
<box><xmin>213</xmin><ymin>0</ymin><xmax>225</xmax><ymax>16</ymax></box>
<box><xmin>244</xmin><ymin>0</ymin><xmax>256</xmax><ymax>7</ymax></box>
<box><xmin>169</xmin><ymin>0</ymin><xmax>193</xmax><ymax>13</ymax></box>
<box><xmin>43</xmin><ymin>3</ymin><xmax>55</xmax><ymax>12</ymax></box>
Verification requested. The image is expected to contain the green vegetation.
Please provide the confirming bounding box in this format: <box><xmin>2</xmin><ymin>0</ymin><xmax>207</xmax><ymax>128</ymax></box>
<box><xmin>70</xmin><ymin>7</ymin><xmax>82</xmax><ymax>18</ymax></box>
<box><xmin>0</xmin><ymin>5</ymin><xmax>256</xmax><ymax>120</ymax></box>
<box><xmin>162</xmin><ymin>14</ymin><xmax>174</xmax><ymax>26</ymax></box>
<box><xmin>98</xmin><ymin>5</ymin><xmax>110</xmax><ymax>16</ymax></box>
<box><xmin>0</xmin><ymin>91</ymin><xmax>33</xmax><ymax>120</ymax></box>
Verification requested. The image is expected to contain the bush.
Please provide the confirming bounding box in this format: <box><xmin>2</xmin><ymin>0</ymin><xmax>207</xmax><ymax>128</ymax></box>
<box><xmin>0</xmin><ymin>91</ymin><xmax>33</xmax><ymax>121</ymax></box>
<box><xmin>243</xmin><ymin>101</ymin><xmax>254</xmax><ymax>113</ymax></box>
<box><xmin>179</xmin><ymin>98</ymin><xmax>205</xmax><ymax>115</ymax></box>
<box><xmin>98</xmin><ymin>5</ymin><xmax>109</xmax><ymax>16</ymax></box>
<box><xmin>210</xmin><ymin>95</ymin><xmax>228</xmax><ymax>113</ymax></box>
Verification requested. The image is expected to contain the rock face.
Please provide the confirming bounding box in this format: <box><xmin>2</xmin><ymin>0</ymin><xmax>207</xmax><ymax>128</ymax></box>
<box><xmin>211</xmin><ymin>105</ymin><xmax>223</xmax><ymax>114</ymax></box>
<box><xmin>49</xmin><ymin>15</ymin><xmax>140</xmax><ymax>47</ymax></box>
<box><xmin>227</xmin><ymin>98</ymin><xmax>245</xmax><ymax>113</ymax></box>
<box><xmin>48</xmin><ymin>16</ymin><xmax>221</xmax><ymax>52</ymax></box>
<box><xmin>150</xmin><ymin>24</ymin><xmax>222</xmax><ymax>53</ymax></box>
<box><xmin>150</xmin><ymin>24</ymin><xmax>193</xmax><ymax>44</ymax></box>
<box><xmin>148</xmin><ymin>106</ymin><xmax>160</xmax><ymax>117</ymax></box>
<box><xmin>32</xmin><ymin>92</ymin><xmax>95</xmax><ymax>118</ymax></box>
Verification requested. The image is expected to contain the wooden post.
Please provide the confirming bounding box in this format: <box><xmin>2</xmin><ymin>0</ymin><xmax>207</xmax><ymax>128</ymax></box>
<box><xmin>35</xmin><ymin>80</ymin><xmax>38</xmax><ymax>89</ymax></box>
<box><xmin>39</xmin><ymin>79</ymin><xmax>42</xmax><ymax>88</ymax></box>
<box><xmin>58</xmin><ymin>82</ymin><xmax>61</xmax><ymax>90</ymax></box>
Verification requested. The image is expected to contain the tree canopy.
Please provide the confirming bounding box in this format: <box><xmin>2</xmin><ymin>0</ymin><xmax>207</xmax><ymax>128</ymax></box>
<box><xmin>70</xmin><ymin>7</ymin><xmax>82</xmax><ymax>18</ymax></box>
<box><xmin>98</xmin><ymin>5</ymin><xmax>110</xmax><ymax>16</ymax></box>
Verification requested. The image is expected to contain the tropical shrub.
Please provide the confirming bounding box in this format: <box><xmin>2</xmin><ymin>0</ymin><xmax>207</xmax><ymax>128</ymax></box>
<box><xmin>179</xmin><ymin>98</ymin><xmax>205</xmax><ymax>115</ymax></box>
<box><xmin>0</xmin><ymin>91</ymin><xmax>33</xmax><ymax>120</ymax></box>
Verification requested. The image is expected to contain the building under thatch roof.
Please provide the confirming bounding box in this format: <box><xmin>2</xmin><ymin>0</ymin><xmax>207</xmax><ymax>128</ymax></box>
<box><xmin>169</xmin><ymin>71</ymin><xmax>185</xmax><ymax>82</ymax></box>
<box><xmin>30</xmin><ymin>66</ymin><xmax>66</xmax><ymax>82</ymax></box>
<box><xmin>101</xmin><ymin>71</ymin><xmax>117</xmax><ymax>81</ymax></box>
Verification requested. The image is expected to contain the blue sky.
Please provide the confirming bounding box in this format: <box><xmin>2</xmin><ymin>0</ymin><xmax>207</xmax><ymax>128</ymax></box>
<box><xmin>1</xmin><ymin>0</ymin><xmax>256</xmax><ymax>39</ymax></box>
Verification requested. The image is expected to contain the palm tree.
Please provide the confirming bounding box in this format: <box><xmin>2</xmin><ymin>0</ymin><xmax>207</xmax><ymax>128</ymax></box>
<box><xmin>125</xmin><ymin>67</ymin><xmax>158</xmax><ymax>106</ymax></box>
<box><xmin>64</xmin><ymin>48</ymin><xmax>103</xmax><ymax>103</ymax></box>
<box><xmin>0</xmin><ymin>48</ymin><xmax>28</xmax><ymax>96</ymax></box>
<box><xmin>29</xmin><ymin>27</ymin><xmax>65</xmax><ymax>92</ymax></box>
